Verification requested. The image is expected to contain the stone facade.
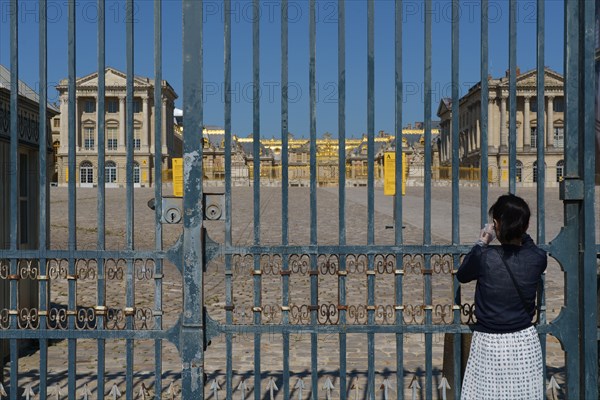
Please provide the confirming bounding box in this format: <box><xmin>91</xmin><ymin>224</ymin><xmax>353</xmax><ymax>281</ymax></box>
<box><xmin>437</xmin><ymin>68</ymin><xmax>565</xmax><ymax>187</ymax></box>
<box><xmin>0</xmin><ymin>64</ymin><xmax>57</xmax><ymax>376</ymax></box>
<box><xmin>53</xmin><ymin>67</ymin><xmax>178</xmax><ymax>187</ymax></box>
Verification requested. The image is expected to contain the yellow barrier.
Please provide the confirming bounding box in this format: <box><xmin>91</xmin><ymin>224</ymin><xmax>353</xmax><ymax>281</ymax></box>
<box><xmin>383</xmin><ymin>151</ymin><xmax>407</xmax><ymax>196</ymax></box>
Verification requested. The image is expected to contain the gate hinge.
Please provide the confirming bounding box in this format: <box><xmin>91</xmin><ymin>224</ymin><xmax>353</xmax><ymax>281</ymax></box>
<box><xmin>559</xmin><ymin>177</ymin><xmax>584</xmax><ymax>201</ymax></box>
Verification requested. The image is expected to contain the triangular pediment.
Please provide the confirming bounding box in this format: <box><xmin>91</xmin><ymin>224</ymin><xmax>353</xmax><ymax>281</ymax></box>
<box><xmin>500</xmin><ymin>67</ymin><xmax>563</xmax><ymax>88</ymax></box>
<box><xmin>77</xmin><ymin>67</ymin><xmax>151</xmax><ymax>88</ymax></box>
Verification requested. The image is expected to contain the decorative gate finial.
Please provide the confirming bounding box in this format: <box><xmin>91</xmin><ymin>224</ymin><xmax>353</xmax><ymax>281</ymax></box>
<box><xmin>547</xmin><ymin>376</ymin><xmax>561</xmax><ymax>400</ymax></box>
<box><xmin>109</xmin><ymin>384</ymin><xmax>121</xmax><ymax>399</ymax></box>
<box><xmin>409</xmin><ymin>376</ymin><xmax>420</xmax><ymax>400</ymax></box>
<box><xmin>237</xmin><ymin>379</ymin><xmax>248</xmax><ymax>400</ymax></box>
<box><xmin>438</xmin><ymin>376</ymin><xmax>451</xmax><ymax>400</ymax></box>
<box><xmin>380</xmin><ymin>378</ymin><xmax>394</xmax><ymax>400</ymax></box>
<box><xmin>322</xmin><ymin>377</ymin><xmax>335</xmax><ymax>400</ymax></box>
<box><xmin>23</xmin><ymin>383</ymin><xmax>35</xmax><ymax>400</ymax></box>
<box><xmin>80</xmin><ymin>383</ymin><xmax>92</xmax><ymax>400</ymax></box>
<box><xmin>266</xmin><ymin>377</ymin><xmax>278</xmax><ymax>400</ymax></box>
<box><xmin>210</xmin><ymin>379</ymin><xmax>221</xmax><ymax>400</ymax></box>
<box><xmin>294</xmin><ymin>378</ymin><xmax>305</xmax><ymax>400</ymax></box>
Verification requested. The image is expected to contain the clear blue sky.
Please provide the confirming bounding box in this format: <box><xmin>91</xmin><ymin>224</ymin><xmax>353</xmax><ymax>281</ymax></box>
<box><xmin>0</xmin><ymin>0</ymin><xmax>564</xmax><ymax>138</ymax></box>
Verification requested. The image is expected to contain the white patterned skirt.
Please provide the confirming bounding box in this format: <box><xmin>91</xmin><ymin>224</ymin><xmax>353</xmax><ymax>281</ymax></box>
<box><xmin>461</xmin><ymin>325</ymin><xmax>543</xmax><ymax>400</ymax></box>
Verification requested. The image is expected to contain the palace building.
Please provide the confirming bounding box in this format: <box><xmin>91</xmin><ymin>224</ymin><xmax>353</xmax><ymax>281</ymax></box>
<box><xmin>0</xmin><ymin>65</ymin><xmax>58</xmax><ymax>372</ymax></box>
<box><xmin>53</xmin><ymin>67</ymin><xmax>179</xmax><ymax>187</ymax></box>
<box><xmin>437</xmin><ymin>67</ymin><xmax>565</xmax><ymax>187</ymax></box>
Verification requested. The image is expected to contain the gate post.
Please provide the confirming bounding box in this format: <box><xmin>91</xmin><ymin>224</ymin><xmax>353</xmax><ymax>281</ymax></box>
<box><xmin>558</xmin><ymin>2</ymin><xmax>598</xmax><ymax>397</ymax></box>
<box><xmin>181</xmin><ymin>0</ymin><xmax>205</xmax><ymax>397</ymax></box>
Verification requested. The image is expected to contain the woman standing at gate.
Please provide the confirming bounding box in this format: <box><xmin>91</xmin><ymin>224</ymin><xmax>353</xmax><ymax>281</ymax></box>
<box><xmin>457</xmin><ymin>194</ymin><xmax>547</xmax><ymax>399</ymax></box>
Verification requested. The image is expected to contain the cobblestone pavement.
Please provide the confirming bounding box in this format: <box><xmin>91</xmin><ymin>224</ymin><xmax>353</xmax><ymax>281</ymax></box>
<box><xmin>5</xmin><ymin>185</ymin><xmax>598</xmax><ymax>399</ymax></box>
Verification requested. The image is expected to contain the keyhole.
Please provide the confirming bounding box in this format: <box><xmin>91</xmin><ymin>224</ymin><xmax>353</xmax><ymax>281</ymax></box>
<box><xmin>170</xmin><ymin>212</ymin><xmax>175</xmax><ymax>222</ymax></box>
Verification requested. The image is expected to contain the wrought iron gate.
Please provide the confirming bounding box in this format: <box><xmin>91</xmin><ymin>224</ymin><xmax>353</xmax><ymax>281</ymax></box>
<box><xmin>0</xmin><ymin>0</ymin><xmax>598</xmax><ymax>399</ymax></box>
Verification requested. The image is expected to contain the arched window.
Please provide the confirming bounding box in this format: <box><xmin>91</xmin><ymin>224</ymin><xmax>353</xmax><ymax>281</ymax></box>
<box><xmin>105</xmin><ymin>161</ymin><xmax>117</xmax><ymax>183</ymax></box>
<box><xmin>556</xmin><ymin>160</ymin><xmax>564</xmax><ymax>182</ymax></box>
<box><xmin>515</xmin><ymin>160</ymin><xmax>523</xmax><ymax>182</ymax></box>
<box><xmin>80</xmin><ymin>161</ymin><xmax>94</xmax><ymax>184</ymax></box>
<box><xmin>133</xmin><ymin>161</ymin><xmax>140</xmax><ymax>184</ymax></box>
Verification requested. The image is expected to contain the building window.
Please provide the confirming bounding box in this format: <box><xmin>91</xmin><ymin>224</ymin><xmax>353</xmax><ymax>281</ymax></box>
<box><xmin>134</xmin><ymin>127</ymin><xmax>141</xmax><ymax>150</ymax></box>
<box><xmin>84</xmin><ymin>127</ymin><xmax>95</xmax><ymax>150</ymax></box>
<box><xmin>107</xmin><ymin>100</ymin><xmax>119</xmax><ymax>113</ymax></box>
<box><xmin>84</xmin><ymin>100</ymin><xmax>96</xmax><ymax>113</ymax></box>
<box><xmin>553</xmin><ymin>98</ymin><xmax>564</xmax><ymax>113</ymax></box>
<box><xmin>80</xmin><ymin>161</ymin><xmax>94</xmax><ymax>184</ymax></box>
<box><xmin>107</xmin><ymin>127</ymin><xmax>118</xmax><ymax>150</ymax></box>
<box><xmin>53</xmin><ymin>118</ymin><xmax>60</xmax><ymax>128</ymax></box>
<box><xmin>556</xmin><ymin>160</ymin><xmax>564</xmax><ymax>182</ymax></box>
<box><xmin>105</xmin><ymin>161</ymin><xmax>117</xmax><ymax>183</ymax></box>
<box><xmin>516</xmin><ymin>160</ymin><xmax>523</xmax><ymax>182</ymax></box>
<box><xmin>133</xmin><ymin>162</ymin><xmax>140</xmax><ymax>184</ymax></box>
<box><xmin>133</xmin><ymin>100</ymin><xmax>142</xmax><ymax>113</ymax></box>
<box><xmin>530</xmin><ymin>97</ymin><xmax>538</xmax><ymax>113</ymax></box>
<box><xmin>554</xmin><ymin>127</ymin><xmax>564</xmax><ymax>148</ymax></box>
<box><xmin>530</xmin><ymin>127</ymin><xmax>537</xmax><ymax>148</ymax></box>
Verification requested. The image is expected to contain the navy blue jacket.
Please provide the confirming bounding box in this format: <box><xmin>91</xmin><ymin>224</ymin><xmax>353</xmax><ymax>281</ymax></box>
<box><xmin>457</xmin><ymin>234</ymin><xmax>547</xmax><ymax>333</ymax></box>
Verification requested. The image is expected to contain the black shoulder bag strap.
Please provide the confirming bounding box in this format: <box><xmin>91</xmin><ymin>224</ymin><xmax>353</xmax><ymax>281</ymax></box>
<box><xmin>496</xmin><ymin>249</ymin><xmax>532</xmax><ymax>315</ymax></box>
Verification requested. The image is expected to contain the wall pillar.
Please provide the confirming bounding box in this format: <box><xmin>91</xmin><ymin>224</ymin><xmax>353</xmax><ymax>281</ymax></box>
<box><xmin>119</xmin><ymin>96</ymin><xmax>126</xmax><ymax>151</ymax></box>
<box><xmin>524</xmin><ymin>96</ymin><xmax>531</xmax><ymax>148</ymax></box>
<box><xmin>142</xmin><ymin>96</ymin><xmax>149</xmax><ymax>151</ymax></box>
<box><xmin>547</xmin><ymin>96</ymin><xmax>554</xmax><ymax>148</ymax></box>
<box><xmin>500</xmin><ymin>96</ymin><xmax>507</xmax><ymax>149</ymax></box>
<box><xmin>162</xmin><ymin>99</ymin><xmax>168</xmax><ymax>154</ymax></box>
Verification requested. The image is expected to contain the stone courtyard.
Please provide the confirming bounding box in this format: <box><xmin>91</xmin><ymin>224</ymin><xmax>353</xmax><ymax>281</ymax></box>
<box><xmin>4</xmin><ymin>184</ymin><xmax>598</xmax><ymax>399</ymax></box>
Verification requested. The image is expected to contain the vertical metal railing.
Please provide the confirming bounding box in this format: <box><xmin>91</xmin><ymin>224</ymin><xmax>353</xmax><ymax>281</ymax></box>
<box><xmin>224</xmin><ymin>1</ymin><xmax>233</xmax><ymax>399</ymax></box>
<box><xmin>181</xmin><ymin>1</ymin><xmax>204</xmax><ymax>397</ymax></box>
<box><xmin>308</xmin><ymin>2</ymin><xmax>318</xmax><ymax>398</ymax></box>
<box><xmin>97</xmin><ymin>0</ymin><xmax>107</xmax><ymax>398</ymax></box>
<box><xmin>338</xmin><ymin>2</ymin><xmax>348</xmax><ymax>399</ymax></box>
<box><xmin>581</xmin><ymin>2</ymin><xmax>598</xmax><ymax>398</ymax></box>
<box><xmin>423</xmin><ymin>0</ymin><xmax>433</xmax><ymax>397</ymax></box>
<box><xmin>67</xmin><ymin>1</ymin><xmax>77</xmax><ymax>398</ymax></box>
<box><xmin>153</xmin><ymin>0</ymin><xmax>164</xmax><ymax>397</ymax></box>
<box><xmin>450</xmin><ymin>3</ymin><xmax>461</xmax><ymax>397</ymax></box>
<box><xmin>38</xmin><ymin>1</ymin><xmax>49</xmax><ymax>399</ymax></box>
<box><xmin>252</xmin><ymin>1</ymin><xmax>263</xmax><ymax>398</ymax></box>
<box><xmin>125</xmin><ymin>1</ymin><xmax>135</xmax><ymax>398</ymax></box>
<box><xmin>366</xmin><ymin>1</ymin><xmax>376</xmax><ymax>398</ymax></box>
<box><xmin>508</xmin><ymin>0</ymin><xmax>517</xmax><ymax>194</ymax></box>
<box><xmin>8</xmin><ymin>2</ymin><xmax>18</xmax><ymax>399</ymax></box>
<box><xmin>280</xmin><ymin>1</ymin><xmax>291</xmax><ymax>399</ymax></box>
<box><xmin>563</xmin><ymin>3</ymin><xmax>583</xmax><ymax>397</ymax></box>
<box><xmin>535</xmin><ymin>1</ymin><xmax>548</xmax><ymax>393</ymax></box>
<box><xmin>393</xmin><ymin>2</ymin><xmax>404</xmax><ymax>398</ymax></box>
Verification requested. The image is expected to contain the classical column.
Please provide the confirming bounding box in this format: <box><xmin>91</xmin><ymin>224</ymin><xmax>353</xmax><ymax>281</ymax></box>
<box><xmin>60</xmin><ymin>96</ymin><xmax>68</xmax><ymax>152</ymax></box>
<box><xmin>547</xmin><ymin>96</ymin><xmax>554</xmax><ymax>148</ymax></box>
<box><xmin>488</xmin><ymin>98</ymin><xmax>497</xmax><ymax>149</ymax></box>
<box><xmin>119</xmin><ymin>96</ymin><xmax>126</xmax><ymax>151</ymax></box>
<box><xmin>142</xmin><ymin>96</ymin><xmax>149</xmax><ymax>151</ymax></box>
<box><xmin>93</xmin><ymin>95</ymin><xmax>99</xmax><ymax>149</ymax></box>
<box><xmin>476</xmin><ymin>119</ymin><xmax>481</xmax><ymax>150</ymax></box>
<box><xmin>523</xmin><ymin>96</ymin><xmax>531</xmax><ymax>148</ymax></box>
<box><xmin>500</xmin><ymin>96</ymin><xmax>507</xmax><ymax>149</ymax></box>
<box><xmin>161</xmin><ymin>98</ymin><xmax>167</xmax><ymax>153</ymax></box>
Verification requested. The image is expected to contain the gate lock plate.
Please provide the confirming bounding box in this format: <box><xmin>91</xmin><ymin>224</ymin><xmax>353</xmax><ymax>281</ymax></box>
<box><xmin>153</xmin><ymin>193</ymin><xmax>225</xmax><ymax>224</ymax></box>
<box><xmin>162</xmin><ymin>197</ymin><xmax>183</xmax><ymax>224</ymax></box>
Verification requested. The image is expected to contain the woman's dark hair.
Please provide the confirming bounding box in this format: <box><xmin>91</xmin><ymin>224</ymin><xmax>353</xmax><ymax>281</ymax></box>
<box><xmin>489</xmin><ymin>194</ymin><xmax>530</xmax><ymax>243</ymax></box>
